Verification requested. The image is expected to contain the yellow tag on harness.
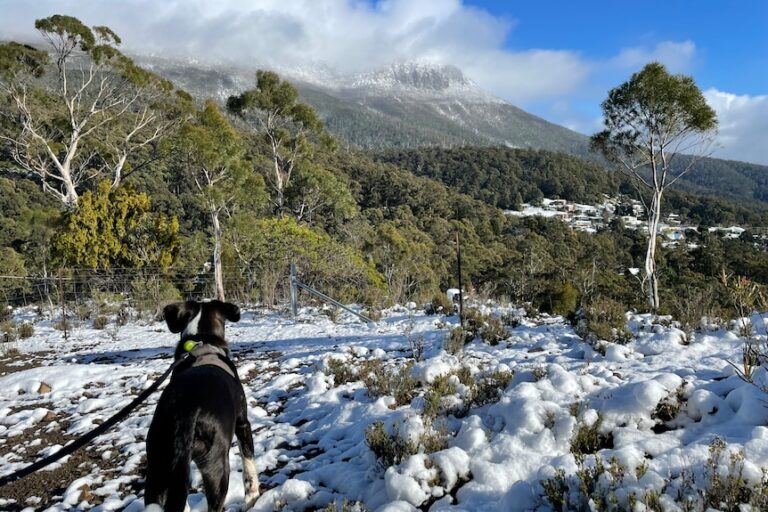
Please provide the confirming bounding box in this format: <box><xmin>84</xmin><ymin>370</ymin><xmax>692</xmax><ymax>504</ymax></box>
<box><xmin>183</xmin><ymin>340</ymin><xmax>199</xmax><ymax>353</ymax></box>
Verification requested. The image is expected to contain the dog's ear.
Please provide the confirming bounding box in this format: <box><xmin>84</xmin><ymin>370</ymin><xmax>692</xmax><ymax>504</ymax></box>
<box><xmin>163</xmin><ymin>301</ymin><xmax>198</xmax><ymax>333</ymax></box>
<box><xmin>212</xmin><ymin>300</ymin><xmax>241</xmax><ymax>323</ymax></box>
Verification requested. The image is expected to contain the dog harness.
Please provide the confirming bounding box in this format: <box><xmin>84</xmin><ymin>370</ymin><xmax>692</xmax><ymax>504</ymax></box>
<box><xmin>181</xmin><ymin>342</ymin><xmax>237</xmax><ymax>379</ymax></box>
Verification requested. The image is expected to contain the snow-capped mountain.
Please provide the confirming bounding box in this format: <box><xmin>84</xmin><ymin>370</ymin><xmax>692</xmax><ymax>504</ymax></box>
<box><xmin>134</xmin><ymin>55</ymin><xmax>591</xmax><ymax>155</ymax></box>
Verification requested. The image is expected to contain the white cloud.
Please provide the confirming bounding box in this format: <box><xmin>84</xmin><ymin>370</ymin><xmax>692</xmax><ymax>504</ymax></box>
<box><xmin>2</xmin><ymin>2</ymin><xmax>765</xmax><ymax>166</ymax></box>
<box><xmin>705</xmin><ymin>89</ymin><xmax>768</xmax><ymax>165</ymax></box>
<box><xmin>0</xmin><ymin>0</ymin><xmax>591</xmax><ymax>103</ymax></box>
<box><xmin>610</xmin><ymin>40</ymin><xmax>697</xmax><ymax>73</ymax></box>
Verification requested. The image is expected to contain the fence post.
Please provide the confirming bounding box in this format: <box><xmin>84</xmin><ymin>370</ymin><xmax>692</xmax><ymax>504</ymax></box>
<box><xmin>290</xmin><ymin>264</ymin><xmax>298</xmax><ymax>318</ymax></box>
<box><xmin>456</xmin><ymin>232</ymin><xmax>464</xmax><ymax>329</ymax></box>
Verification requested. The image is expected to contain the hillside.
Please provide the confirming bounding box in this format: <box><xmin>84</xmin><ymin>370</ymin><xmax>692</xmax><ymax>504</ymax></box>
<box><xmin>375</xmin><ymin>146</ymin><xmax>768</xmax><ymax>227</ymax></box>
<box><xmin>136</xmin><ymin>56</ymin><xmax>768</xmax><ymax>211</ymax></box>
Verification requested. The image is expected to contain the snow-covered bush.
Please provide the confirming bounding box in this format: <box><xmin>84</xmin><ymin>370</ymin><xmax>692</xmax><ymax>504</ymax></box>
<box><xmin>325</xmin><ymin>357</ymin><xmax>358</xmax><ymax>385</ymax></box>
<box><xmin>444</xmin><ymin>326</ymin><xmax>472</xmax><ymax>354</ymax></box>
<box><xmin>542</xmin><ymin>438</ymin><xmax>768</xmax><ymax>512</ymax></box>
<box><xmin>365</xmin><ymin>419</ymin><xmax>448</xmax><ymax>470</ymax></box>
<box><xmin>576</xmin><ymin>296</ymin><xmax>631</xmax><ymax>346</ymax></box>
<box><xmin>323</xmin><ymin>498</ymin><xmax>367</xmax><ymax>512</ymax></box>
<box><xmin>361</xmin><ymin>359</ymin><xmax>416</xmax><ymax>406</ymax></box>
<box><xmin>570</xmin><ymin>414</ymin><xmax>612</xmax><ymax>456</ymax></box>
<box><xmin>92</xmin><ymin>315</ymin><xmax>109</xmax><ymax>330</ymax></box>
<box><xmin>427</xmin><ymin>293</ymin><xmax>455</xmax><ymax>316</ymax></box>
<box><xmin>17</xmin><ymin>321</ymin><xmax>34</xmax><ymax>339</ymax></box>
<box><xmin>1</xmin><ymin>320</ymin><xmax>17</xmax><ymax>343</ymax></box>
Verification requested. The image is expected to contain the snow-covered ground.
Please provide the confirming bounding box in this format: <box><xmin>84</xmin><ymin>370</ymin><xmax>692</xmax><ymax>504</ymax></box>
<box><xmin>1</xmin><ymin>305</ymin><xmax>768</xmax><ymax>511</ymax></box>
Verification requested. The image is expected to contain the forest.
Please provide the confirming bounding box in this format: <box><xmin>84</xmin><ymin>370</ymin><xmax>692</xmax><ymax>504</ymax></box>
<box><xmin>0</xmin><ymin>15</ymin><xmax>767</xmax><ymax>325</ymax></box>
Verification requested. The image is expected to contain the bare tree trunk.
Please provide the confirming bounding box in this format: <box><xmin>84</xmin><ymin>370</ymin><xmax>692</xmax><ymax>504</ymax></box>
<box><xmin>645</xmin><ymin>190</ymin><xmax>663</xmax><ymax>311</ymax></box>
<box><xmin>211</xmin><ymin>207</ymin><xmax>226</xmax><ymax>301</ymax></box>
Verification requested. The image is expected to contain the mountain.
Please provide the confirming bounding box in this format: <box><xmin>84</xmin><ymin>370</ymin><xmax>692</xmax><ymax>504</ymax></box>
<box><xmin>136</xmin><ymin>57</ymin><xmax>591</xmax><ymax>156</ymax></box>
<box><xmin>135</xmin><ymin>56</ymin><xmax>768</xmax><ymax>210</ymax></box>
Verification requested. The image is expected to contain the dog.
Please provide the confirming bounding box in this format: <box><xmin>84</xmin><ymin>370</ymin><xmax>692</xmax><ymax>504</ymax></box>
<box><xmin>144</xmin><ymin>300</ymin><xmax>259</xmax><ymax>512</ymax></box>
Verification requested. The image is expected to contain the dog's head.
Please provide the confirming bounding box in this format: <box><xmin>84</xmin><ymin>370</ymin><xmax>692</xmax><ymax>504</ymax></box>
<box><xmin>163</xmin><ymin>300</ymin><xmax>241</xmax><ymax>347</ymax></box>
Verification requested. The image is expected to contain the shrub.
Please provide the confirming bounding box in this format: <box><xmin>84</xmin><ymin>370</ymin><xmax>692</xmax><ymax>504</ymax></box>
<box><xmin>361</xmin><ymin>359</ymin><xmax>416</xmax><ymax>407</ymax></box>
<box><xmin>571</xmin><ymin>415</ymin><xmax>612</xmax><ymax>456</ymax></box>
<box><xmin>428</xmin><ymin>293</ymin><xmax>455</xmax><ymax>316</ymax></box>
<box><xmin>444</xmin><ymin>327</ymin><xmax>473</xmax><ymax>354</ymax></box>
<box><xmin>17</xmin><ymin>322</ymin><xmax>34</xmax><ymax>339</ymax></box>
<box><xmin>365</xmin><ymin>419</ymin><xmax>448</xmax><ymax>470</ymax></box>
<box><xmin>324</xmin><ymin>499</ymin><xmax>367</xmax><ymax>512</ymax></box>
<box><xmin>76</xmin><ymin>305</ymin><xmax>92</xmax><ymax>321</ymax></box>
<box><xmin>471</xmin><ymin>369</ymin><xmax>514</xmax><ymax>407</ymax></box>
<box><xmin>1</xmin><ymin>321</ymin><xmax>17</xmax><ymax>343</ymax></box>
<box><xmin>576</xmin><ymin>296</ymin><xmax>631</xmax><ymax>344</ymax></box>
<box><xmin>365</xmin><ymin>421</ymin><xmax>416</xmax><ymax>468</ymax></box>
<box><xmin>461</xmin><ymin>308</ymin><xmax>508</xmax><ymax>345</ymax></box>
<box><xmin>362</xmin><ymin>308</ymin><xmax>382</xmax><ymax>322</ymax></box>
<box><xmin>325</xmin><ymin>357</ymin><xmax>357</xmax><ymax>385</ymax></box>
<box><xmin>53</xmin><ymin>317</ymin><xmax>71</xmax><ymax>332</ymax></box>
<box><xmin>322</xmin><ymin>307</ymin><xmax>341</xmax><ymax>323</ymax></box>
<box><xmin>541</xmin><ymin>455</ymin><xmax>630</xmax><ymax>512</ymax></box>
<box><xmin>0</xmin><ymin>304</ymin><xmax>11</xmax><ymax>322</ymax></box>
<box><xmin>92</xmin><ymin>316</ymin><xmax>109</xmax><ymax>330</ymax></box>
<box><xmin>423</xmin><ymin>374</ymin><xmax>457</xmax><ymax>420</ymax></box>
<box><xmin>479</xmin><ymin>315</ymin><xmax>507</xmax><ymax>345</ymax></box>
<box><xmin>551</xmin><ymin>282</ymin><xmax>579</xmax><ymax>316</ymax></box>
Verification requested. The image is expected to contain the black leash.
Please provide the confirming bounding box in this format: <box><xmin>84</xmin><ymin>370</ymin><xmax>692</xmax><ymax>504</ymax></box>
<box><xmin>0</xmin><ymin>355</ymin><xmax>187</xmax><ymax>488</ymax></box>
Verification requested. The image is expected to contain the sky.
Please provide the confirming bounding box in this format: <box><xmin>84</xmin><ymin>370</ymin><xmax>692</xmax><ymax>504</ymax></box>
<box><xmin>1</xmin><ymin>0</ymin><xmax>766</xmax><ymax>164</ymax></box>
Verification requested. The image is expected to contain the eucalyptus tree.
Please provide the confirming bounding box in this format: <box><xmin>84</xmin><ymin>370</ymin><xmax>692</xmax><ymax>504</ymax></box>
<box><xmin>176</xmin><ymin>100</ymin><xmax>265</xmax><ymax>301</ymax></box>
<box><xmin>591</xmin><ymin>62</ymin><xmax>717</xmax><ymax>310</ymax></box>
<box><xmin>227</xmin><ymin>70</ymin><xmax>332</xmax><ymax>215</ymax></box>
<box><xmin>0</xmin><ymin>15</ymin><xmax>188</xmax><ymax>207</ymax></box>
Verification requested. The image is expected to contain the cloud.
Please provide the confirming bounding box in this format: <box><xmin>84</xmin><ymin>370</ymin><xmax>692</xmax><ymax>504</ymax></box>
<box><xmin>705</xmin><ymin>89</ymin><xmax>768</xmax><ymax>165</ymax></box>
<box><xmin>610</xmin><ymin>40</ymin><xmax>697</xmax><ymax>73</ymax></box>
<box><xmin>0</xmin><ymin>0</ymin><xmax>591</xmax><ymax>103</ymax></box>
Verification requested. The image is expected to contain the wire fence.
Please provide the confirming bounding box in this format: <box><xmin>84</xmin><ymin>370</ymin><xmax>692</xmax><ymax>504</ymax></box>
<box><xmin>0</xmin><ymin>266</ymin><xmax>280</xmax><ymax>313</ymax></box>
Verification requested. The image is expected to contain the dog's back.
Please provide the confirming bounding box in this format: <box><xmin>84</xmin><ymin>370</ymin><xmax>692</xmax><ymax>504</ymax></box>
<box><xmin>144</xmin><ymin>301</ymin><xmax>259</xmax><ymax>512</ymax></box>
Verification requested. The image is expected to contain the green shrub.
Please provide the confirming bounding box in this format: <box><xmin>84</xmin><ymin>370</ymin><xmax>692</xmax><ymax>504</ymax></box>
<box><xmin>325</xmin><ymin>357</ymin><xmax>358</xmax><ymax>385</ymax></box>
<box><xmin>576</xmin><ymin>296</ymin><xmax>631</xmax><ymax>344</ymax></box>
<box><xmin>92</xmin><ymin>316</ymin><xmax>109</xmax><ymax>330</ymax></box>
<box><xmin>0</xmin><ymin>305</ymin><xmax>11</xmax><ymax>322</ymax></box>
<box><xmin>444</xmin><ymin>326</ymin><xmax>473</xmax><ymax>354</ymax></box>
<box><xmin>76</xmin><ymin>305</ymin><xmax>92</xmax><ymax>321</ymax></box>
<box><xmin>365</xmin><ymin>419</ymin><xmax>448</xmax><ymax>470</ymax></box>
<box><xmin>423</xmin><ymin>374</ymin><xmax>457</xmax><ymax>420</ymax></box>
<box><xmin>428</xmin><ymin>294</ymin><xmax>455</xmax><ymax>316</ymax></box>
<box><xmin>365</xmin><ymin>421</ymin><xmax>416</xmax><ymax>468</ymax></box>
<box><xmin>471</xmin><ymin>369</ymin><xmax>513</xmax><ymax>407</ymax></box>
<box><xmin>551</xmin><ymin>282</ymin><xmax>579</xmax><ymax>316</ymax></box>
<box><xmin>323</xmin><ymin>499</ymin><xmax>367</xmax><ymax>512</ymax></box>
<box><xmin>571</xmin><ymin>415</ymin><xmax>612</xmax><ymax>456</ymax></box>
<box><xmin>1</xmin><ymin>321</ymin><xmax>17</xmax><ymax>343</ymax></box>
<box><xmin>541</xmin><ymin>455</ymin><xmax>629</xmax><ymax>512</ymax></box>
<box><xmin>460</xmin><ymin>308</ymin><xmax>508</xmax><ymax>345</ymax></box>
<box><xmin>17</xmin><ymin>322</ymin><xmax>34</xmax><ymax>339</ymax></box>
<box><xmin>361</xmin><ymin>359</ymin><xmax>416</xmax><ymax>407</ymax></box>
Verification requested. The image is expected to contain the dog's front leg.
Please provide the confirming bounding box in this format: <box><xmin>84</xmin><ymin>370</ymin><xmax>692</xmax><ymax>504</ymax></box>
<box><xmin>236</xmin><ymin>396</ymin><xmax>259</xmax><ymax>510</ymax></box>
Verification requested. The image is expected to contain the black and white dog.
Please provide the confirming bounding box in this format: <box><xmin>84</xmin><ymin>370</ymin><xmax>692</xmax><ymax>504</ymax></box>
<box><xmin>144</xmin><ymin>300</ymin><xmax>259</xmax><ymax>512</ymax></box>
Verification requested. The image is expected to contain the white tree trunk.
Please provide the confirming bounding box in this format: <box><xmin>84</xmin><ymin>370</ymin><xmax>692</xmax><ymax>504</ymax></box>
<box><xmin>211</xmin><ymin>207</ymin><xmax>226</xmax><ymax>301</ymax></box>
<box><xmin>645</xmin><ymin>190</ymin><xmax>663</xmax><ymax>310</ymax></box>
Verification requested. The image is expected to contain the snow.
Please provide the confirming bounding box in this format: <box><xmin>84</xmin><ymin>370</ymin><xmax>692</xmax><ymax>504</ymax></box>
<box><xmin>0</xmin><ymin>305</ymin><xmax>767</xmax><ymax>511</ymax></box>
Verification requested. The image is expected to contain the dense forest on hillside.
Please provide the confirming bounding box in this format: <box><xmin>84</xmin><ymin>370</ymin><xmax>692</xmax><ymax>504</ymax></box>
<box><xmin>376</xmin><ymin>146</ymin><xmax>768</xmax><ymax>227</ymax></box>
<box><xmin>0</xmin><ymin>16</ymin><xmax>767</xmax><ymax>324</ymax></box>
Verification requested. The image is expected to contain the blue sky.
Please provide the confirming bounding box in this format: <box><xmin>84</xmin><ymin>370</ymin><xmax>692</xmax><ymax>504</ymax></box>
<box><xmin>467</xmin><ymin>0</ymin><xmax>768</xmax><ymax>95</ymax></box>
<box><xmin>2</xmin><ymin>0</ymin><xmax>766</xmax><ymax>163</ymax></box>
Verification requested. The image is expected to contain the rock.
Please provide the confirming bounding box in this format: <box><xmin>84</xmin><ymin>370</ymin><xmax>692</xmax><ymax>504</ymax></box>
<box><xmin>38</xmin><ymin>382</ymin><xmax>52</xmax><ymax>394</ymax></box>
